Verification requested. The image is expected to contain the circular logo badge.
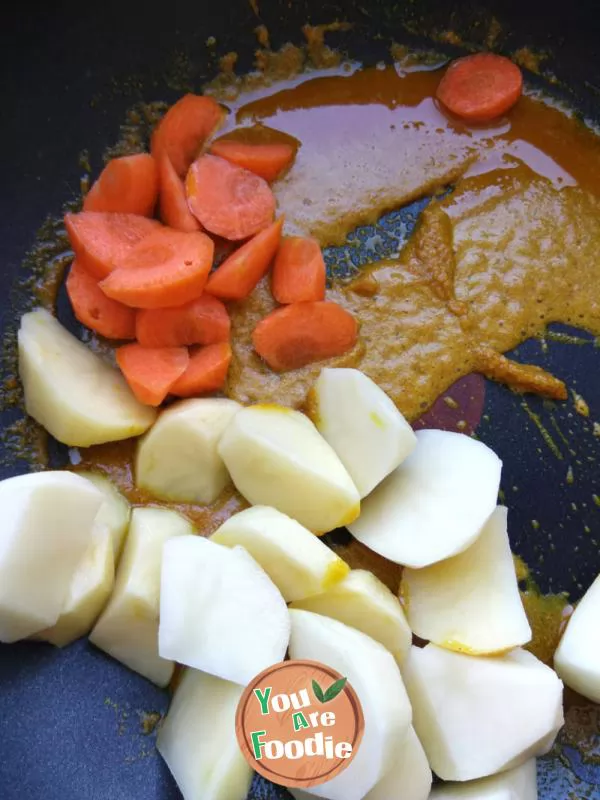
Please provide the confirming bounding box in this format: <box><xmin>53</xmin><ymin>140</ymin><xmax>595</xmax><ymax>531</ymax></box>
<box><xmin>235</xmin><ymin>660</ymin><xmax>364</xmax><ymax>789</ymax></box>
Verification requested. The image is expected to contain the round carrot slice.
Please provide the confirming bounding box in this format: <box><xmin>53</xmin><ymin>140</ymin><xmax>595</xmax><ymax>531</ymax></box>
<box><xmin>186</xmin><ymin>154</ymin><xmax>276</xmax><ymax>241</ymax></box>
<box><xmin>271</xmin><ymin>236</ymin><xmax>326</xmax><ymax>304</ymax></box>
<box><xmin>436</xmin><ymin>53</ymin><xmax>523</xmax><ymax>123</ymax></box>
<box><xmin>66</xmin><ymin>260</ymin><xmax>136</xmax><ymax>340</ymax></box>
<box><xmin>252</xmin><ymin>301</ymin><xmax>358</xmax><ymax>372</ymax></box>
<box><xmin>83</xmin><ymin>154</ymin><xmax>158</xmax><ymax>216</ymax></box>
<box><xmin>151</xmin><ymin>94</ymin><xmax>226</xmax><ymax>178</ymax></box>
<box><xmin>99</xmin><ymin>229</ymin><xmax>214</xmax><ymax>309</ymax></box>
<box><xmin>65</xmin><ymin>212</ymin><xmax>163</xmax><ymax>280</ymax></box>
<box><xmin>135</xmin><ymin>294</ymin><xmax>230</xmax><ymax>347</ymax></box>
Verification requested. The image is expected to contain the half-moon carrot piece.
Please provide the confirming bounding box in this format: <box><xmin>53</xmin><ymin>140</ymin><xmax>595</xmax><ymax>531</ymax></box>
<box><xmin>253</xmin><ymin>301</ymin><xmax>358</xmax><ymax>372</ymax></box>
<box><xmin>436</xmin><ymin>53</ymin><xmax>523</xmax><ymax>123</ymax></box>
<box><xmin>170</xmin><ymin>342</ymin><xmax>232</xmax><ymax>398</ymax></box>
<box><xmin>157</xmin><ymin>153</ymin><xmax>201</xmax><ymax>232</ymax></box>
<box><xmin>135</xmin><ymin>294</ymin><xmax>230</xmax><ymax>347</ymax></box>
<box><xmin>209</xmin><ymin>140</ymin><xmax>295</xmax><ymax>182</ymax></box>
<box><xmin>205</xmin><ymin>218</ymin><xmax>284</xmax><ymax>300</ymax></box>
<box><xmin>65</xmin><ymin>212</ymin><xmax>163</xmax><ymax>280</ymax></box>
<box><xmin>271</xmin><ymin>236</ymin><xmax>326</xmax><ymax>304</ymax></box>
<box><xmin>100</xmin><ymin>229</ymin><xmax>214</xmax><ymax>309</ymax></box>
<box><xmin>66</xmin><ymin>260</ymin><xmax>136</xmax><ymax>340</ymax></box>
<box><xmin>83</xmin><ymin>154</ymin><xmax>158</xmax><ymax>216</ymax></box>
<box><xmin>151</xmin><ymin>94</ymin><xmax>226</xmax><ymax>178</ymax></box>
<box><xmin>186</xmin><ymin>154</ymin><xmax>275</xmax><ymax>241</ymax></box>
<box><xmin>116</xmin><ymin>343</ymin><xmax>189</xmax><ymax>406</ymax></box>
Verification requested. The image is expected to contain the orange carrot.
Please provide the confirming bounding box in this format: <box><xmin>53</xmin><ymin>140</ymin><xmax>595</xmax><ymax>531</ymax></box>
<box><xmin>205</xmin><ymin>218</ymin><xmax>283</xmax><ymax>300</ymax></box>
<box><xmin>186</xmin><ymin>154</ymin><xmax>275</xmax><ymax>240</ymax></box>
<box><xmin>83</xmin><ymin>154</ymin><xmax>158</xmax><ymax>216</ymax></box>
<box><xmin>253</xmin><ymin>302</ymin><xmax>358</xmax><ymax>372</ymax></box>
<box><xmin>271</xmin><ymin>236</ymin><xmax>326</xmax><ymax>303</ymax></box>
<box><xmin>170</xmin><ymin>342</ymin><xmax>232</xmax><ymax>397</ymax></box>
<box><xmin>436</xmin><ymin>53</ymin><xmax>523</xmax><ymax>123</ymax></box>
<box><xmin>66</xmin><ymin>260</ymin><xmax>136</xmax><ymax>340</ymax></box>
<box><xmin>157</xmin><ymin>153</ymin><xmax>201</xmax><ymax>232</ymax></box>
<box><xmin>116</xmin><ymin>343</ymin><xmax>189</xmax><ymax>406</ymax></box>
<box><xmin>151</xmin><ymin>94</ymin><xmax>226</xmax><ymax>178</ymax></box>
<box><xmin>65</xmin><ymin>212</ymin><xmax>163</xmax><ymax>280</ymax></box>
<box><xmin>136</xmin><ymin>294</ymin><xmax>230</xmax><ymax>347</ymax></box>
<box><xmin>99</xmin><ymin>229</ymin><xmax>214</xmax><ymax>309</ymax></box>
<box><xmin>209</xmin><ymin>140</ymin><xmax>295</xmax><ymax>182</ymax></box>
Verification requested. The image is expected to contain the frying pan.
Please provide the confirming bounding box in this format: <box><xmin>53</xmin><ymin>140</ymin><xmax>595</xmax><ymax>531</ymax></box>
<box><xmin>1</xmin><ymin>1</ymin><xmax>599</xmax><ymax>798</ymax></box>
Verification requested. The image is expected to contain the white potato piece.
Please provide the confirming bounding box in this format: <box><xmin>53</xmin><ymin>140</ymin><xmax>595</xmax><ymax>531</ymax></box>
<box><xmin>430</xmin><ymin>758</ymin><xmax>537</xmax><ymax>799</ymax></box>
<box><xmin>90</xmin><ymin>507</ymin><xmax>193</xmax><ymax>686</ymax></box>
<box><xmin>157</xmin><ymin>669</ymin><xmax>252</xmax><ymax>800</ymax></box>
<box><xmin>77</xmin><ymin>471</ymin><xmax>131</xmax><ymax>560</ymax></box>
<box><xmin>401</xmin><ymin>506</ymin><xmax>531</xmax><ymax>655</ymax></box>
<box><xmin>348</xmin><ymin>429</ymin><xmax>502</xmax><ymax>568</ymax></box>
<box><xmin>310</xmin><ymin>368</ymin><xmax>417</xmax><ymax>498</ymax></box>
<box><xmin>211</xmin><ymin>506</ymin><xmax>350</xmax><ymax>602</ymax></box>
<box><xmin>291</xmin><ymin>569</ymin><xmax>412</xmax><ymax>666</ymax></box>
<box><xmin>288</xmin><ymin>609</ymin><xmax>412</xmax><ymax>800</ymax></box>
<box><xmin>364</xmin><ymin>726</ymin><xmax>432</xmax><ymax>800</ymax></box>
<box><xmin>18</xmin><ymin>308</ymin><xmax>156</xmax><ymax>446</ymax></box>
<box><xmin>554</xmin><ymin>572</ymin><xmax>600</xmax><ymax>703</ymax></box>
<box><xmin>37</xmin><ymin>523</ymin><xmax>115</xmax><ymax>647</ymax></box>
<box><xmin>0</xmin><ymin>471</ymin><xmax>103</xmax><ymax>642</ymax></box>
<box><xmin>403</xmin><ymin>644</ymin><xmax>563</xmax><ymax>782</ymax></box>
<box><xmin>159</xmin><ymin>536</ymin><xmax>290</xmax><ymax>685</ymax></box>
<box><xmin>136</xmin><ymin>398</ymin><xmax>242</xmax><ymax>505</ymax></box>
<box><xmin>218</xmin><ymin>405</ymin><xmax>360</xmax><ymax>534</ymax></box>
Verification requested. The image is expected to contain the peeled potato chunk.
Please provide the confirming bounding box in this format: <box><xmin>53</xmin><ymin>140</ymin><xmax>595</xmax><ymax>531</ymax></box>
<box><xmin>77</xmin><ymin>471</ymin><xmax>131</xmax><ymax>560</ymax></box>
<box><xmin>90</xmin><ymin>507</ymin><xmax>193</xmax><ymax>687</ymax></box>
<box><xmin>364</xmin><ymin>726</ymin><xmax>432</xmax><ymax>800</ymax></box>
<box><xmin>136</xmin><ymin>398</ymin><xmax>242</xmax><ymax>504</ymax></box>
<box><xmin>291</xmin><ymin>569</ymin><xmax>412</xmax><ymax>666</ymax></box>
<box><xmin>157</xmin><ymin>669</ymin><xmax>253</xmax><ymax>800</ymax></box>
<box><xmin>310</xmin><ymin>368</ymin><xmax>417</xmax><ymax>498</ymax></box>
<box><xmin>18</xmin><ymin>308</ymin><xmax>156</xmax><ymax>446</ymax></box>
<box><xmin>401</xmin><ymin>506</ymin><xmax>531</xmax><ymax>655</ymax></box>
<box><xmin>37</xmin><ymin>523</ymin><xmax>115</xmax><ymax>647</ymax></box>
<box><xmin>218</xmin><ymin>404</ymin><xmax>360</xmax><ymax>534</ymax></box>
<box><xmin>288</xmin><ymin>609</ymin><xmax>412</xmax><ymax>800</ymax></box>
<box><xmin>159</xmin><ymin>536</ymin><xmax>290</xmax><ymax>685</ymax></box>
<box><xmin>0</xmin><ymin>471</ymin><xmax>103</xmax><ymax>642</ymax></box>
<box><xmin>211</xmin><ymin>506</ymin><xmax>350</xmax><ymax>602</ymax></box>
<box><xmin>429</xmin><ymin>758</ymin><xmax>537</xmax><ymax>799</ymax></box>
<box><xmin>349</xmin><ymin>429</ymin><xmax>502</xmax><ymax>567</ymax></box>
<box><xmin>554</xmin><ymin>572</ymin><xmax>600</xmax><ymax>703</ymax></box>
<box><xmin>403</xmin><ymin>644</ymin><xmax>563</xmax><ymax>782</ymax></box>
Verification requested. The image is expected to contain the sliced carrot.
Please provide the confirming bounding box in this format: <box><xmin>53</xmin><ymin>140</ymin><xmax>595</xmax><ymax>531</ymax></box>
<box><xmin>83</xmin><ymin>154</ymin><xmax>158</xmax><ymax>216</ymax></box>
<box><xmin>157</xmin><ymin>153</ymin><xmax>201</xmax><ymax>232</ymax></box>
<box><xmin>116</xmin><ymin>343</ymin><xmax>189</xmax><ymax>406</ymax></box>
<box><xmin>136</xmin><ymin>294</ymin><xmax>230</xmax><ymax>347</ymax></box>
<box><xmin>253</xmin><ymin>301</ymin><xmax>358</xmax><ymax>372</ymax></box>
<box><xmin>66</xmin><ymin>260</ymin><xmax>136</xmax><ymax>340</ymax></box>
<box><xmin>271</xmin><ymin>236</ymin><xmax>326</xmax><ymax>304</ymax></box>
<box><xmin>151</xmin><ymin>94</ymin><xmax>226</xmax><ymax>178</ymax></box>
<box><xmin>99</xmin><ymin>229</ymin><xmax>214</xmax><ymax>309</ymax></box>
<box><xmin>186</xmin><ymin>154</ymin><xmax>276</xmax><ymax>240</ymax></box>
<box><xmin>209</xmin><ymin>140</ymin><xmax>295</xmax><ymax>182</ymax></box>
<box><xmin>65</xmin><ymin>212</ymin><xmax>163</xmax><ymax>280</ymax></box>
<box><xmin>170</xmin><ymin>342</ymin><xmax>232</xmax><ymax>398</ymax></box>
<box><xmin>205</xmin><ymin>218</ymin><xmax>284</xmax><ymax>300</ymax></box>
<box><xmin>436</xmin><ymin>53</ymin><xmax>523</xmax><ymax>123</ymax></box>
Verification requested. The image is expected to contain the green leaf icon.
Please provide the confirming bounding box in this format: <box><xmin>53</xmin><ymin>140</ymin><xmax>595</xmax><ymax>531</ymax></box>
<box><xmin>312</xmin><ymin>679</ymin><xmax>325</xmax><ymax>703</ymax></box>
<box><xmin>323</xmin><ymin>677</ymin><xmax>347</xmax><ymax>702</ymax></box>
